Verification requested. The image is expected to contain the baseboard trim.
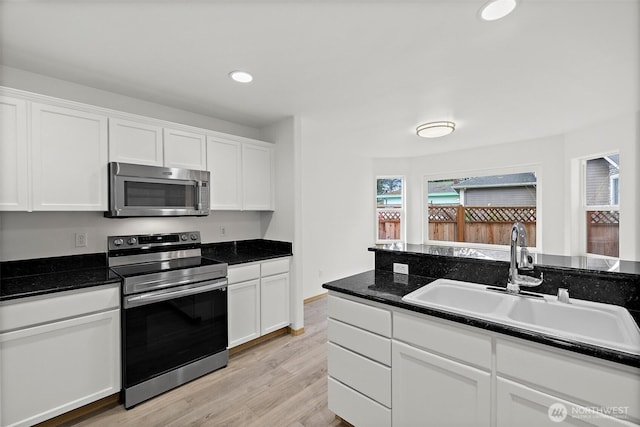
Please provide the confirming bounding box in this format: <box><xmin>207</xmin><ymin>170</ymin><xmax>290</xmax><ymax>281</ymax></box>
<box><xmin>336</xmin><ymin>415</ymin><xmax>355</xmax><ymax>426</ymax></box>
<box><xmin>36</xmin><ymin>393</ymin><xmax>120</xmax><ymax>426</ymax></box>
<box><xmin>229</xmin><ymin>327</ymin><xmax>290</xmax><ymax>356</ymax></box>
<box><xmin>304</xmin><ymin>292</ymin><xmax>328</xmax><ymax>304</ymax></box>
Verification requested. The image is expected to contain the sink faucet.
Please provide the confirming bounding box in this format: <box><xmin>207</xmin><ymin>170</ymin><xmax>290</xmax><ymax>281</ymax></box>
<box><xmin>506</xmin><ymin>222</ymin><xmax>543</xmax><ymax>293</ymax></box>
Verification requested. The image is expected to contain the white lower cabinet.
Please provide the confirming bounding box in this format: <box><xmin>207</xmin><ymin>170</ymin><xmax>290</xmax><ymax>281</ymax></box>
<box><xmin>228</xmin><ymin>278</ymin><xmax>261</xmax><ymax>347</ymax></box>
<box><xmin>392</xmin><ymin>340</ymin><xmax>491</xmax><ymax>427</ymax></box>
<box><xmin>392</xmin><ymin>311</ymin><xmax>491</xmax><ymax>427</ymax></box>
<box><xmin>496</xmin><ymin>338</ymin><xmax>640</xmax><ymax>426</ymax></box>
<box><xmin>227</xmin><ymin>258</ymin><xmax>290</xmax><ymax>348</ymax></box>
<box><xmin>497</xmin><ymin>377</ymin><xmax>635</xmax><ymax>427</ymax></box>
<box><xmin>327</xmin><ymin>293</ymin><xmax>640</xmax><ymax>427</ymax></box>
<box><xmin>0</xmin><ymin>285</ymin><xmax>120</xmax><ymax>427</ymax></box>
<box><xmin>327</xmin><ymin>294</ymin><xmax>392</xmax><ymax>427</ymax></box>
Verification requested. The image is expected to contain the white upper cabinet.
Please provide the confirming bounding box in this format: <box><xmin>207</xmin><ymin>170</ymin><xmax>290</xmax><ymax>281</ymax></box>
<box><xmin>163</xmin><ymin>128</ymin><xmax>207</xmax><ymax>170</ymax></box>
<box><xmin>31</xmin><ymin>103</ymin><xmax>108</xmax><ymax>211</ymax></box>
<box><xmin>0</xmin><ymin>96</ymin><xmax>29</xmax><ymax>210</ymax></box>
<box><xmin>207</xmin><ymin>137</ymin><xmax>242</xmax><ymax>210</ymax></box>
<box><xmin>207</xmin><ymin>136</ymin><xmax>274</xmax><ymax>211</ymax></box>
<box><xmin>109</xmin><ymin>119</ymin><xmax>206</xmax><ymax>170</ymax></box>
<box><xmin>242</xmin><ymin>143</ymin><xmax>274</xmax><ymax>211</ymax></box>
<box><xmin>108</xmin><ymin>118</ymin><xmax>163</xmax><ymax>166</ymax></box>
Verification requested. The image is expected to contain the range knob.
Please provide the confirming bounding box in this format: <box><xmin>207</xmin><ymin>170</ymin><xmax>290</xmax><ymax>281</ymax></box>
<box><xmin>180</xmin><ymin>234</ymin><xmax>188</xmax><ymax>241</ymax></box>
<box><xmin>190</xmin><ymin>233</ymin><xmax>198</xmax><ymax>241</ymax></box>
<box><xmin>113</xmin><ymin>238</ymin><xmax>124</xmax><ymax>246</ymax></box>
<box><xmin>127</xmin><ymin>237</ymin><xmax>137</xmax><ymax>245</ymax></box>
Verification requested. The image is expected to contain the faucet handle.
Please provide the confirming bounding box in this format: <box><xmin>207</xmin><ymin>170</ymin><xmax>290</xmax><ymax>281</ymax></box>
<box><xmin>557</xmin><ymin>288</ymin><xmax>570</xmax><ymax>303</ymax></box>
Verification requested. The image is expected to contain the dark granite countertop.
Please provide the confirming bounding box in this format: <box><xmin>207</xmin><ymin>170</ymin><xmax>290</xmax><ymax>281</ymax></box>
<box><xmin>202</xmin><ymin>239</ymin><xmax>292</xmax><ymax>265</ymax></box>
<box><xmin>371</xmin><ymin>243</ymin><xmax>640</xmax><ymax>276</ymax></box>
<box><xmin>1</xmin><ymin>239</ymin><xmax>293</xmax><ymax>301</ymax></box>
<box><xmin>323</xmin><ymin>270</ymin><xmax>640</xmax><ymax>368</ymax></box>
<box><xmin>0</xmin><ymin>253</ymin><xmax>120</xmax><ymax>302</ymax></box>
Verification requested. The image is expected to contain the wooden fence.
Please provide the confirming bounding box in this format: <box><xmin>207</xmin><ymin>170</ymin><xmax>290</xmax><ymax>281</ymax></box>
<box><xmin>587</xmin><ymin>210</ymin><xmax>619</xmax><ymax>257</ymax></box>
<box><xmin>378</xmin><ymin>210</ymin><xmax>401</xmax><ymax>240</ymax></box>
<box><xmin>427</xmin><ymin>205</ymin><xmax>536</xmax><ymax>246</ymax></box>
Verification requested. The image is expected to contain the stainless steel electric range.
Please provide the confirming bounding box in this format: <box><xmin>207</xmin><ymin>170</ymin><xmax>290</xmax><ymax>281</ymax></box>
<box><xmin>108</xmin><ymin>231</ymin><xmax>228</xmax><ymax>409</ymax></box>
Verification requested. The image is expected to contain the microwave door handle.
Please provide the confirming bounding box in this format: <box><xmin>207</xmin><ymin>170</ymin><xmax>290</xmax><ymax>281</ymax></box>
<box><xmin>196</xmin><ymin>180</ymin><xmax>203</xmax><ymax>210</ymax></box>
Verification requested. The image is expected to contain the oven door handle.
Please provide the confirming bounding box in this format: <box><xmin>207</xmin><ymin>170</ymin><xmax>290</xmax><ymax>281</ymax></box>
<box><xmin>124</xmin><ymin>278</ymin><xmax>227</xmax><ymax>309</ymax></box>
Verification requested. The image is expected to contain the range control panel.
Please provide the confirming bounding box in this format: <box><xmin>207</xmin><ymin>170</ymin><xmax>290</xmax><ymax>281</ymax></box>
<box><xmin>108</xmin><ymin>231</ymin><xmax>201</xmax><ymax>251</ymax></box>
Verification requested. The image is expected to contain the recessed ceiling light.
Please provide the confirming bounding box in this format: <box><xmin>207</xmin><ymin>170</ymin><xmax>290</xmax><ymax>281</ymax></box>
<box><xmin>416</xmin><ymin>121</ymin><xmax>456</xmax><ymax>138</ymax></box>
<box><xmin>229</xmin><ymin>70</ymin><xmax>253</xmax><ymax>83</ymax></box>
<box><xmin>479</xmin><ymin>0</ymin><xmax>518</xmax><ymax>21</ymax></box>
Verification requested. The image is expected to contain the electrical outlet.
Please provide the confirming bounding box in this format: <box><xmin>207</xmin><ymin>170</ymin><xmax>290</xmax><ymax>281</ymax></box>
<box><xmin>393</xmin><ymin>262</ymin><xmax>409</xmax><ymax>275</ymax></box>
<box><xmin>75</xmin><ymin>232</ymin><xmax>87</xmax><ymax>248</ymax></box>
<box><xmin>220</xmin><ymin>225</ymin><xmax>226</xmax><ymax>237</ymax></box>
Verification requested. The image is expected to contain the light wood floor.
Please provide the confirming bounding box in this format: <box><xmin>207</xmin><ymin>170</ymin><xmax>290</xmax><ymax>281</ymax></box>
<box><xmin>69</xmin><ymin>296</ymin><xmax>345</xmax><ymax>427</ymax></box>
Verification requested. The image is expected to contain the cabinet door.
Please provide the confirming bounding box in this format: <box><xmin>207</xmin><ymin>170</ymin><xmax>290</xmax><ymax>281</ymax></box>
<box><xmin>108</xmin><ymin>118</ymin><xmax>163</xmax><ymax>166</ymax></box>
<box><xmin>0</xmin><ymin>309</ymin><xmax>120</xmax><ymax>427</ymax></box>
<box><xmin>31</xmin><ymin>103</ymin><xmax>108</xmax><ymax>210</ymax></box>
<box><xmin>497</xmin><ymin>377</ymin><xmax>634</xmax><ymax>427</ymax></box>
<box><xmin>207</xmin><ymin>137</ymin><xmax>242</xmax><ymax>210</ymax></box>
<box><xmin>227</xmin><ymin>279</ymin><xmax>261</xmax><ymax>347</ymax></box>
<box><xmin>392</xmin><ymin>340</ymin><xmax>491</xmax><ymax>427</ymax></box>
<box><xmin>242</xmin><ymin>143</ymin><xmax>273</xmax><ymax>210</ymax></box>
<box><xmin>260</xmin><ymin>272</ymin><xmax>290</xmax><ymax>335</ymax></box>
<box><xmin>0</xmin><ymin>96</ymin><xmax>29</xmax><ymax>210</ymax></box>
<box><xmin>163</xmin><ymin>128</ymin><xmax>206</xmax><ymax>170</ymax></box>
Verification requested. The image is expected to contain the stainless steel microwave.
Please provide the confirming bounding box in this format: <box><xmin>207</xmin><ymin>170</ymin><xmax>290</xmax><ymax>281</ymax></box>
<box><xmin>105</xmin><ymin>162</ymin><xmax>210</xmax><ymax>218</ymax></box>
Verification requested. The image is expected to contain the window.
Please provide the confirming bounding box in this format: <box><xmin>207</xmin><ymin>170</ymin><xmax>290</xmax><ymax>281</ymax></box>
<box><xmin>376</xmin><ymin>177</ymin><xmax>404</xmax><ymax>242</ymax></box>
<box><xmin>425</xmin><ymin>172</ymin><xmax>538</xmax><ymax>248</ymax></box>
<box><xmin>584</xmin><ymin>154</ymin><xmax>619</xmax><ymax>257</ymax></box>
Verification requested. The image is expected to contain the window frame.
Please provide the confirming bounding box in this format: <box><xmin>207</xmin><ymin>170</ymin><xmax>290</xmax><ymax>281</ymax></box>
<box><xmin>423</xmin><ymin>165</ymin><xmax>542</xmax><ymax>252</ymax></box>
<box><xmin>581</xmin><ymin>152</ymin><xmax>620</xmax><ymax>258</ymax></box>
<box><xmin>375</xmin><ymin>175</ymin><xmax>405</xmax><ymax>243</ymax></box>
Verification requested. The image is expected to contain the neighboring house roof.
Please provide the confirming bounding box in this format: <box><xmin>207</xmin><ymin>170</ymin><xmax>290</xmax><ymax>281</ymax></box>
<box><xmin>428</xmin><ymin>180</ymin><xmax>457</xmax><ymax>194</ymax></box>
<box><xmin>451</xmin><ymin>173</ymin><xmax>536</xmax><ymax>190</ymax></box>
<box><xmin>604</xmin><ymin>154</ymin><xmax>620</xmax><ymax>169</ymax></box>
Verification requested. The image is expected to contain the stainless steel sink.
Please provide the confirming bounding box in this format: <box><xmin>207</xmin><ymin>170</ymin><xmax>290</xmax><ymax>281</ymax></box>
<box><xmin>402</xmin><ymin>278</ymin><xmax>640</xmax><ymax>355</ymax></box>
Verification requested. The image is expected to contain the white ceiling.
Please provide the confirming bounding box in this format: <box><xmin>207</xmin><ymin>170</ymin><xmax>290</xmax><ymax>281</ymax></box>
<box><xmin>1</xmin><ymin>0</ymin><xmax>638</xmax><ymax>157</ymax></box>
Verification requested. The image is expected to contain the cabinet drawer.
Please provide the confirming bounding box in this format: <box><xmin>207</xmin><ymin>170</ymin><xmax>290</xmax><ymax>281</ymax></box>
<box><xmin>328</xmin><ymin>342</ymin><xmax>391</xmax><ymax>407</ymax></box>
<box><xmin>328</xmin><ymin>377</ymin><xmax>391</xmax><ymax>427</ymax></box>
<box><xmin>0</xmin><ymin>284</ymin><xmax>120</xmax><ymax>332</ymax></box>
<box><xmin>496</xmin><ymin>338</ymin><xmax>640</xmax><ymax>421</ymax></box>
<box><xmin>328</xmin><ymin>295</ymin><xmax>391</xmax><ymax>337</ymax></box>
<box><xmin>393</xmin><ymin>311</ymin><xmax>492</xmax><ymax>370</ymax></box>
<box><xmin>227</xmin><ymin>263</ymin><xmax>261</xmax><ymax>284</ymax></box>
<box><xmin>261</xmin><ymin>258</ymin><xmax>289</xmax><ymax>276</ymax></box>
<box><xmin>328</xmin><ymin>319</ymin><xmax>391</xmax><ymax>365</ymax></box>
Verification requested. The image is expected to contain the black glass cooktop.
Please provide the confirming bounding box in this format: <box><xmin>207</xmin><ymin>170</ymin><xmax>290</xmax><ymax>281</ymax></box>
<box><xmin>111</xmin><ymin>257</ymin><xmax>223</xmax><ymax>278</ymax></box>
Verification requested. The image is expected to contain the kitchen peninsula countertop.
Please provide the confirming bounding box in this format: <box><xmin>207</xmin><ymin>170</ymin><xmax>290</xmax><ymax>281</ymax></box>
<box><xmin>323</xmin><ymin>269</ymin><xmax>640</xmax><ymax>368</ymax></box>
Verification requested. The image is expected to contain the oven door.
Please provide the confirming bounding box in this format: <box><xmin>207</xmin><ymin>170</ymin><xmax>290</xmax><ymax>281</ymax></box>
<box><xmin>122</xmin><ymin>278</ymin><xmax>227</xmax><ymax>389</ymax></box>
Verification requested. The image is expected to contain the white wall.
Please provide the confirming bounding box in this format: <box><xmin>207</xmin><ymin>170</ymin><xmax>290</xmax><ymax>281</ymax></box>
<box><xmin>260</xmin><ymin>116</ymin><xmax>304</xmax><ymax>329</ymax></box>
<box><xmin>372</xmin><ymin>111</ymin><xmax>639</xmax><ymax>261</ymax></box>
<box><xmin>0</xmin><ymin>211</ymin><xmax>262</xmax><ymax>261</ymax></box>
<box><xmin>299</xmin><ymin>118</ymin><xmax>375</xmax><ymax>299</ymax></box>
<box><xmin>0</xmin><ymin>66</ymin><xmax>262</xmax><ymax>140</ymax></box>
<box><xmin>564</xmin><ymin>111</ymin><xmax>639</xmax><ymax>260</ymax></box>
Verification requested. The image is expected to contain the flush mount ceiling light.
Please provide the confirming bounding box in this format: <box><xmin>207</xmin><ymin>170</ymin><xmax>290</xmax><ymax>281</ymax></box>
<box><xmin>479</xmin><ymin>0</ymin><xmax>518</xmax><ymax>21</ymax></box>
<box><xmin>416</xmin><ymin>121</ymin><xmax>456</xmax><ymax>138</ymax></box>
<box><xmin>229</xmin><ymin>70</ymin><xmax>253</xmax><ymax>83</ymax></box>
